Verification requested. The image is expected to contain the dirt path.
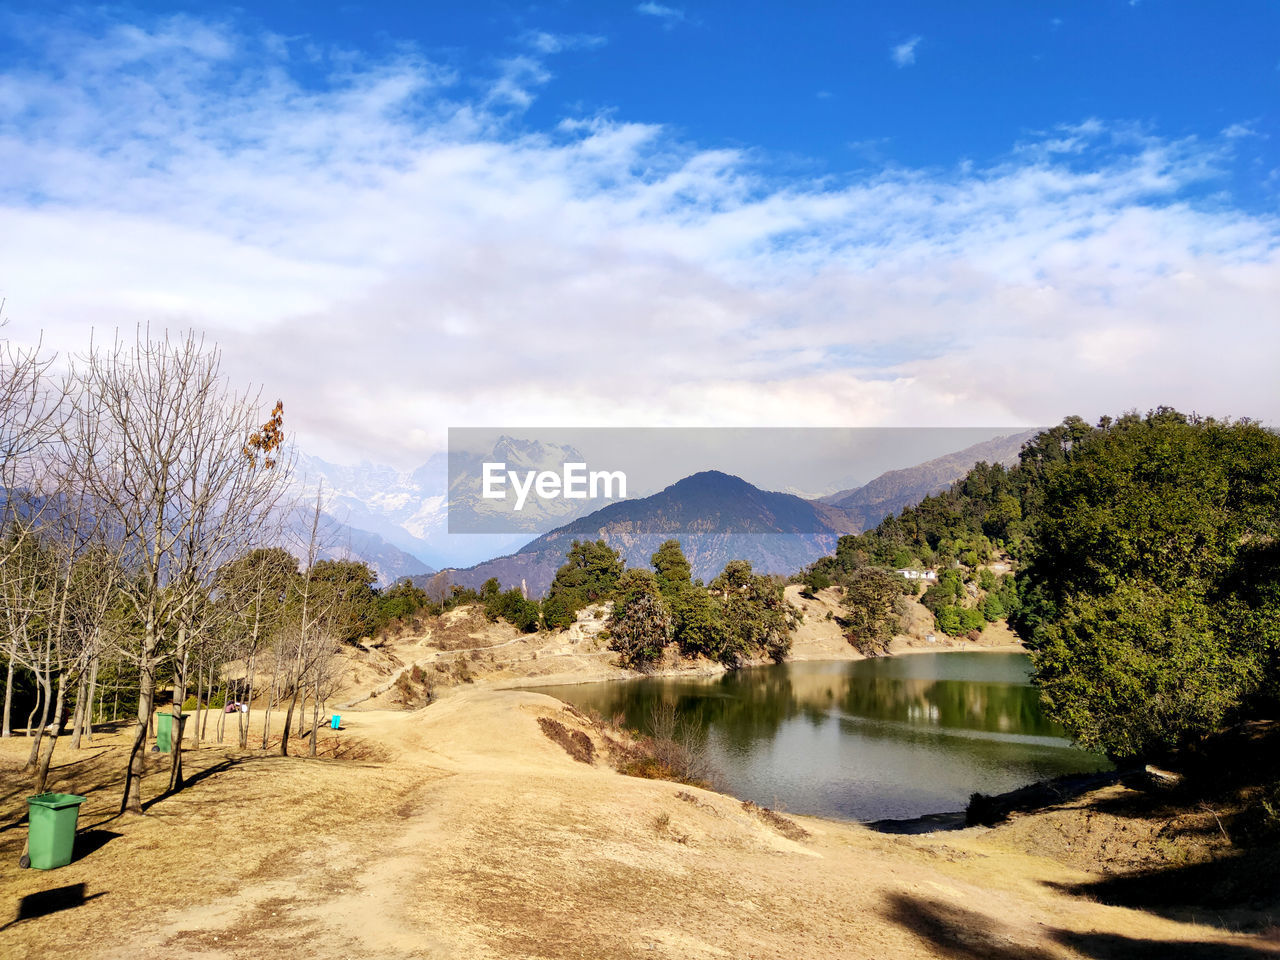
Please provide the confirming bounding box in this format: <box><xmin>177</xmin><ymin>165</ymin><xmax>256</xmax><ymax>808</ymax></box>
<box><xmin>4</xmin><ymin>690</ymin><xmax>1276</xmax><ymax>959</ymax></box>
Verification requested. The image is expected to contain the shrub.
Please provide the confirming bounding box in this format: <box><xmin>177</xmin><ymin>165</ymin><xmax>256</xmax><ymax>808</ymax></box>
<box><xmin>537</xmin><ymin>717</ymin><xmax>596</xmax><ymax>764</ymax></box>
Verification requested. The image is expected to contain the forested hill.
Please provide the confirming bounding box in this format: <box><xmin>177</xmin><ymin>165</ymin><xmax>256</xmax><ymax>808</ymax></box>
<box><xmin>819</xmin><ymin>430</ymin><xmax>1036</xmax><ymax>531</ymax></box>
<box><xmin>809</xmin><ymin>415</ymin><xmax>1108</xmax><ymax>576</ymax></box>
<box><xmin>808</xmin><ymin>407</ymin><xmax>1280</xmax><ymax>765</ymax></box>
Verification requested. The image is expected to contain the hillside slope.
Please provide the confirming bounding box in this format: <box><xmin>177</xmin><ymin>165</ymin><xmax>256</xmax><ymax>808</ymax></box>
<box><xmin>821</xmin><ymin>430</ymin><xmax>1037</xmax><ymax>528</ymax></box>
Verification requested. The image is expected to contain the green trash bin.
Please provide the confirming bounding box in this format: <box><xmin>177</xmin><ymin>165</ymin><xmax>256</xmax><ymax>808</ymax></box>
<box><xmin>26</xmin><ymin>793</ymin><xmax>86</xmax><ymax>870</ymax></box>
<box><xmin>155</xmin><ymin>712</ymin><xmax>187</xmax><ymax>753</ymax></box>
<box><xmin>156</xmin><ymin>712</ymin><xmax>174</xmax><ymax>752</ymax></box>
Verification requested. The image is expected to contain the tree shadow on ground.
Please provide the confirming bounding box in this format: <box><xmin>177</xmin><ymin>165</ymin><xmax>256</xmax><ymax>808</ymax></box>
<box><xmin>1048</xmin><ymin>844</ymin><xmax>1280</xmax><ymax>930</ymax></box>
<box><xmin>142</xmin><ymin>754</ymin><xmax>278</xmax><ymax>810</ymax></box>
<box><xmin>0</xmin><ymin>883</ymin><xmax>107</xmax><ymax>931</ymax></box>
<box><xmin>882</xmin><ymin>892</ymin><xmax>1279</xmax><ymax>960</ymax></box>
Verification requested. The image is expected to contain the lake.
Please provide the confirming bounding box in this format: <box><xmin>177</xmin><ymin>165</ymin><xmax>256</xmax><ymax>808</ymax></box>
<box><xmin>532</xmin><ymin>653</ymin><xmax>1111</xmax><ymax>822</ymax></box>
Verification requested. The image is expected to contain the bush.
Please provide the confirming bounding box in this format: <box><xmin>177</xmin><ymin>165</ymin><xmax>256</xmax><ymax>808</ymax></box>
<box><xmin>537</xmin><ymin>717</ymin><xmax>596</xmax><ymax>764</ymax></box>
<box><xmin>484</xmin><ymin>587</ymin><xmax>540</xmax><ymax>632</ymax></box>
<box><xmin>182</xmin><ymin>691</ymin><xmax>227</xmax><ymax>710</ymax></box>
<box><xmin>615</xmin><ymin>701</ymin><xmax>710</xmax><ymax>787</ymax></box>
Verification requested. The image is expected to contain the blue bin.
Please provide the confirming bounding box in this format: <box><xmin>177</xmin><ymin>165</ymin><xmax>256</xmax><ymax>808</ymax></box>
<box><xmin>330</xmin><ymin>715</ymin><xmax>341</xmax><ymax>729</ymax></box>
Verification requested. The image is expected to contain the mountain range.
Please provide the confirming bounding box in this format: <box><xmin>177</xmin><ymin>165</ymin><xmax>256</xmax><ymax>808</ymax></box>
<box><xmin>420</xmin><ymin>430</ymin><xmax>1037</xmax><ymax>597</ymax></box>
<box><xmin>291</xmin><ymin>437</ymin><xmax>612</xmax><ymax>583</ymax></box>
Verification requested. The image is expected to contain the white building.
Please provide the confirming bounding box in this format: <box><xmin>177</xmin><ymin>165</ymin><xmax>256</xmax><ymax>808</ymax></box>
<box><xmin>896</xmin><ymin>569</ymin><xmax>938</xmax><ymax>581</ymax></box>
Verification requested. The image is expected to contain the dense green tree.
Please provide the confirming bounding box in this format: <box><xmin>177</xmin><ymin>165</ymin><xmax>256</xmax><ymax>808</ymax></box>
<box><xmin>485</xmin><ymin>587</ymin><xmax>540</xmax><ymax>633</ymax></box>
<box><xmin>539</xmin><ymin>591</ymin><xmax>579</xmax><ymax>631</ymax></box>
<box><xmin>840</xmin><ymin>568</ymin><xmax>902</xmax><ymax>655</ymax></box>
<box><xmin>543</xmin><ymin>539</ymin><xmax>625</xmax><ymax>628</ymax></box>
<box><xmin>373</xmin><ymin>579</ymin><xmax>430</xmax><ymax>630</ymax></box>
<box><xmin>920</xmin><ymin>570</ymin><xmax>963</xmax><ymax>615</ymax></box>
<box><xmin>1021</xmin><ymin>412</ymin><xmax>1280</xmax><ymax>760</ymax></box>
<box><xmin>934</xmin><ymin>606</ymin><xmax>962</xmax><ymax>636</ymax></box>
<box><xmin>981</xmin><ymin>593</ymin><xmax>1005</xmax><ymax>621</ymax></box>
<box><xmin>608</xmin><ymin>571</ymin><xmax>672</xmax><ymax>670</ymax></box>
<box><xmin>711</xmin><ymin>561</ymin><xmax>791</xmax><ymax>665</ymax></box>
<box><xmin>306</xmin><ymin>559</ymin><xmax>379</xmax><ymax>641</ymax></box>
<box><xmin>958</xmin><ymin>606</ymin><xmax>986</xmax><ymax>633</ymax></box>
<box><xmin>667</xmin><ymin>587</ymin><xmax>728</xmax><ymax>661</ymax></box>
<box><xmin>801</xmin><ymin>569</ymin><xmax>832</xmax><ymax>597</ymax></box>
<box><xmin>650</xmin><ymin>540</ymin><xmax>692</xmax><ymax>594</ymax></box>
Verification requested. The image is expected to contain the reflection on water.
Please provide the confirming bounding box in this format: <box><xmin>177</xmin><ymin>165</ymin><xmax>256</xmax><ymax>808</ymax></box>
<box><xmin>531</xmin><ymin>653</ymin><xmax>1110</xmax><ymax>822</ymax></box>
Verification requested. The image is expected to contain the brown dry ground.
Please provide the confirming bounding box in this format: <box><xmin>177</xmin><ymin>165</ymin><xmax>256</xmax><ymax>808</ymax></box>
<box><xmin>2</xmin><ymin>594</ymin><xmax>1276</xmax><ymax>959</ymax></box>
<box><xmin>3</xmin><ymin>691</ymin><xmax>1278</xmax><ymax>960</ymax></box>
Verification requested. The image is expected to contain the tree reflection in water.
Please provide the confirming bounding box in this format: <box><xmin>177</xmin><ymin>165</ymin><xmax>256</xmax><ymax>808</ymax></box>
<box><xmin>532</xmin><ymin>654</ymin><xmax>1110</xmax><ymax>821</ymax></box>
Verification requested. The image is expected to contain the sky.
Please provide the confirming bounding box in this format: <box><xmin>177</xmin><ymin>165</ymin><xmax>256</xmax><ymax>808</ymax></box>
<box><xmin>0</xmin><ymin>1</ymin><xmax>1277</xmax><ymax>469</ymax></box>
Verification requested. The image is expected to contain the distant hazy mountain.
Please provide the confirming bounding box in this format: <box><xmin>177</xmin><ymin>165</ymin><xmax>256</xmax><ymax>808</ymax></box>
<box><xmin>434</xmin><ymin>470</ymin><xmax>860</xmax><ymax>596</ymax></box>
<box><xmin>819</xmin><ymin>430</ymin><xmax>1037</xmax><ymax>529</ymax></box>
<box><xmin>281</xmin><ymin>506</ymin><xmax>435</xmax><ymax>586</ymax></box>
<box><xmin>293</xmin><ymin>435</ymin><xmax>609</xmax><ymax>571</ymax></box>
<box><xmin>433</xmin><ymin>432</ymin><xmax>1038</xmax><ymax>597</ymax></box>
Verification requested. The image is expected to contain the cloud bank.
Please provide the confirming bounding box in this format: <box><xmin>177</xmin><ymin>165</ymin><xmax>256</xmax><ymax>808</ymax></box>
<box><xmin>0</xmin><ymin>13</ymin><xmax>1276</xmax><ymax>467</ymax></box>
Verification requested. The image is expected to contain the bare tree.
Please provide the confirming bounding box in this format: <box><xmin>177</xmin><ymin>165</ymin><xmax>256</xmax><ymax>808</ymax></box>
<box><xmin>0</xmin><ymin>321</ymin><xmax>61</xmax><ymax>738</ymax></box>
<box><xmin>69</xmin><ymin>329</ymin><xmax>292</xmax><ymax>813</ymax></box>
<box><xmin>214</xmin><ymin>545</ymin><xmax>298</xmax><ymax>749</ymax></box>
<box><xmin>276</xmin><ymin>489</ymin><xmax>340</xmax><ymax>757</ymax></box>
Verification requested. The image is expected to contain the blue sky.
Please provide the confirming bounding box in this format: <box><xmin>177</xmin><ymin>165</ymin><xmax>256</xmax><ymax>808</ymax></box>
<box><xmin>16</xmin><ymin>1</ymin><xmax>1270</xmax><ymax>193</ymax></box>
<box><xmin>0</xmin><ymin>2</ymin><xmax>1276</xmax><ymax>466</ymax></box>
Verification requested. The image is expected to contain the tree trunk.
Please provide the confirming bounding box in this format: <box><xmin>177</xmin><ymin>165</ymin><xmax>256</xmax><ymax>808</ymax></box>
<box><xmin>239</xmin><ymin>650</ymin><xmax>256</xmax><ymax>749</ymax></box>
<box><xmin>122</xmin><ymin>659</ymin><xmax>156</xmax><ymax>815</ymax></box>
<box><xmin>260</xmin><ymin>653</ymin><xmax>281</xmax><ymax>750</ymax></box>
<box><xmin>34</xmin><ymin>674</ymin><xmax>68</xmax><ymax>794</ymax></box>
<box><xmin>168</xmin><ymin>643</ymin><xmax>190</xmax><ymax>795</ymax></box>
<box><xmin>24</xmin><ymin>674</ymin><xmax>43</xmax><ymax>738</ymax></box>
<box><xmin>83</xmin><ymin>653</ymin><xmax>100</xmax><ymax>743</ymax></box>
<box><xmin>191</xmin><ymin>661</ymin><xmax>203</xmax><ymax>749</ymax></box>
<box><xmin>280</xmin><ymin>689</ymin><xmax>298</xmax><ymax>757</ymax></box>
<box><xmin>209</xmin><ymin>676</ymin><xmax>220</xmax><ymax>740</ymax></box>
<box><xmin>2</xmin><ymin>643</ymin><xmax>14</xmax><ymax>737</ymax></box>
<box><xmin>25</xmin><ymin>660</ymin><xmax>52</xmax><ymax>769</ymax></box>
<box><xmin>216</xmin><ymin>679</ymin><xmax>228</xmax><ymax>743</ymax></box>
<box><xmin>308</xmin><ymin>670</ymin><xmax>321</xmax><ymax>757</ymax></box>
<box><xmin>69</xmin><ymin>671</ymin><xmax>88</xmax><ymax>750</ymax></box>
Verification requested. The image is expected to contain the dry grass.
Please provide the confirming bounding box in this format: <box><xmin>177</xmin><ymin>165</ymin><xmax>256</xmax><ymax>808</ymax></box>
<box><xmin>742</xmin><ymin>800</ymin><xmax>810</xmax><ymax>842</ymax></box>
<box><xmin>2</xmin><ymin>691</ymin><xmax>1276</xmax><ymax>959</ymax></box>
<box><xmin>0</xmin><ymin>718</ymin><xmax>413</xmax><ymax>959</ymax></box>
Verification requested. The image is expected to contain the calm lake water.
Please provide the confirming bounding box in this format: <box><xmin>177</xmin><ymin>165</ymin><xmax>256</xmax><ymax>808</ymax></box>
<box><xmin>533</xmin><ymin>653</ymin><xmax>1110</xmax><ymax>822</ymax></box>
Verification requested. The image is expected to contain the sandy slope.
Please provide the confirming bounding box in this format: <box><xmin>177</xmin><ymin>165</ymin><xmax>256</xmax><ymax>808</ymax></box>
<box><xmin>3</xmin><ymin>687</ymin><xmax>1277</xmax><ymax>959</ymax></box>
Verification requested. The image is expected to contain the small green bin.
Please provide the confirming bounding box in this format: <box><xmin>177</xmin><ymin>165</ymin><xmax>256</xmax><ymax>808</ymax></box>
<box><xmin>156</xmin><ymin>712</ymin><xmax>172</xmax><ymax>752</ymax></box>
<box><xmin>156</xmin><ymin>712</ymin><xmax>186</xmax><ymax>752</ymax></box>
<box><xmin>26</xmin><ymin>793</ymin><xmax>86</xmax><ymax>870</ymax></box>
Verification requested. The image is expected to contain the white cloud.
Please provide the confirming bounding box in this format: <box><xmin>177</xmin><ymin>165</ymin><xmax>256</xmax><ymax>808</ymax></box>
<box><xmin>1</xmin><ymin>13</ymin><xmax>1277</xmax><ymax>469</ymax></box>
<box><xmin>892</xmin><ymin>35</ymin><xmax>921</xmax><ymax>67</ymax></box>
<box><xmin>485</xmin><ymin>55</ymin><xmax>552</xmax><ymax>109</ymax></box>
<box><xmin>1222</xmin><ymin>122</ymin><xmax>1263</xmax><ymax>140</ymax></box>
<box><xmin>521</xmin><ymin>31</ymin><xmax>607</xmax><ymax>55</ymax></box>
<box><xmin>636</xmin><ymin>3</ymin><xmax>686</xmax><ymax>27</ymax></box>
